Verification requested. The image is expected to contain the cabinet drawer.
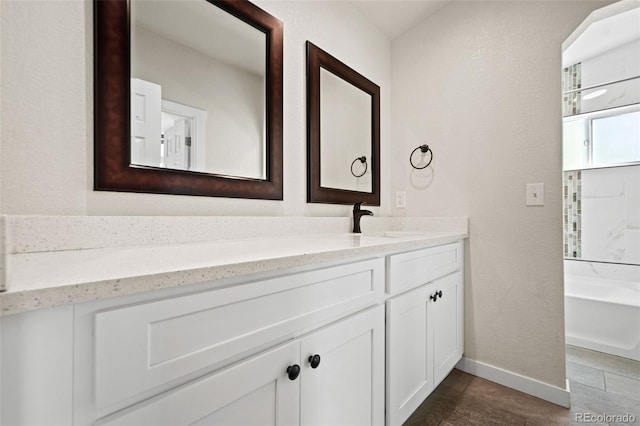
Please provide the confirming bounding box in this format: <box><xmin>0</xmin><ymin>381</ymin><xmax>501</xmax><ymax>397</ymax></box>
<box><xmin>386</xmin><ymin>241</ymin><xmax>463</xmax><ymax>295</ymax></box>
<box><xmin>94</xmin><ymin>258</ymin><xmax>384</xmax><ymax>411</ymax></box>
<box><xmin>98</xmin><ymin>341</ymin><xmax>300</xmax><ymax>426</ymax></box>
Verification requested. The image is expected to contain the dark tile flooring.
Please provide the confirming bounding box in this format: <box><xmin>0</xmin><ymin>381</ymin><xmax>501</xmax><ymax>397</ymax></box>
<box><xmin>404</xmin><ymin>345</ymin><xmax>640</xmax><ymax>426</ymax></box>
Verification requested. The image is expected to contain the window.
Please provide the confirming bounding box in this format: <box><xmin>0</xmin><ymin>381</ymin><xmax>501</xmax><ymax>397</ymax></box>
<box><xmin>563</xmin><ymin>105</ymin><xmax>640</xmax><ymax>171</ymax></box>
<box><xmin>592</xmin><ymin>110</ymin><xmax>640</xmax><ymax>167</ymax></box>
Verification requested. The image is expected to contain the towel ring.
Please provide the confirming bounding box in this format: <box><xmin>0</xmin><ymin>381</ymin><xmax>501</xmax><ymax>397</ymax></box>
<box><xmin>410</xmin><ymin>145</ymin><xmax>433</xmax><ymax>170</ymax></box>
<box><xmin>351</xmin><ymin>156</ymin><xmax>368</xmax><ymax>178</ymax></box>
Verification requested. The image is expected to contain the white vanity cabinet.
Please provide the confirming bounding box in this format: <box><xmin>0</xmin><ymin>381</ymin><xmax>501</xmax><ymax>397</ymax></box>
<box><xmin>74</xmin><ymin>257</ymin><xmax>385</xmax><ymax>426</ymax></box>
<box><xmin>385</xmin><ymin>242</ymin><xmax>464</xmax><ymax>426</ymax></box>
<box><xmin>0</xmin><ymin>236</ymin><xmax>466</xmax><ymax>426</ymax></box>
<box><xmin>99</xmin><ymin>305</ymin><xmax>384</xmax><ymax>426</ymax></box>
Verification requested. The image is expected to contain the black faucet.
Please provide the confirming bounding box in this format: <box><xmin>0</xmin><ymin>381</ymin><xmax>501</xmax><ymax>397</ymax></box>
<box><xmin>353</xmin><ymin>202</ymin><xmax>373</xmax><ymax>233</ymax></box>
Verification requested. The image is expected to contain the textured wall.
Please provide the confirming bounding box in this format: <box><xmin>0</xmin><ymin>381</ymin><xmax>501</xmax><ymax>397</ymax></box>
<box><xmin>1</xmin><ymin>0</ymin><xmax>88</xmax><ymax>215</ymax></box>
<box><xmin>391</xmin><ymin>0</ymin><xmax>610</xmax><ymax>388</ymax></box>
<box><xmin>0</xmin><ymin>0</ymin><xmax>391</xmax><ymax>216</ymax></box>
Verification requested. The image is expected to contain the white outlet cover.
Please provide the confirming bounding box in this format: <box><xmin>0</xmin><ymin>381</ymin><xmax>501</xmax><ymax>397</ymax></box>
<box><xmin>526</xmin><ymin>183</ymin><xmax>544</xmax><ymax>206</ymax></box>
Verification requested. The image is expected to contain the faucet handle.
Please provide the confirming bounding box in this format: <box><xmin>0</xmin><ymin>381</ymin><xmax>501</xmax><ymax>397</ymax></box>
<box><xmin>353</xmin><ymin>202</ymin><xmax>366</xmax><ymax>211</ymax></box>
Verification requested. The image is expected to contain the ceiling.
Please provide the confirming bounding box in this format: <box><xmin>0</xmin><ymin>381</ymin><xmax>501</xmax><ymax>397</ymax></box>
<box><xmin>350</xmin><ymin>0</ymin><xmax>451</xmax><ymax>40</ymax></box>
<box><xmin>562</xmin><ymin>6</ymin><xmax>640</xmax><ymax>67</ymax></box>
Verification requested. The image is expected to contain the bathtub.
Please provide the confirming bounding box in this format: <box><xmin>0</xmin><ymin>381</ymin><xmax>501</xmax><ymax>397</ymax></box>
<box><xmin>565</xmin><ymin>273</ymin><xmax>640</xmax><ymax>361</ymax></box>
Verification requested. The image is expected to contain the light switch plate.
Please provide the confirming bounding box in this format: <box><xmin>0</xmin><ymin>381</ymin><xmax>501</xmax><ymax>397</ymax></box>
<box><xmin>526</xmin><ymin>183</ymin><xmax>544</xmax><ymax>206</ymax></box>
<box><xmin>395</xmin><ymin>191</ymin><xmax>406</xmax><ymax>208</ymax></box>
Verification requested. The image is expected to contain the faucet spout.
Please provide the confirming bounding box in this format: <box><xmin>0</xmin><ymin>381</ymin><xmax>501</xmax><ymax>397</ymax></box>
<box><xmin>353</xmin><ymin>202</ymin><xmax>373</xmax><ymax>233</ymax></box>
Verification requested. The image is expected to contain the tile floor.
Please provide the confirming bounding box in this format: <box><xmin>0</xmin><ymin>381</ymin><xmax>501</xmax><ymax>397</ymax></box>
<box><xmin>404</xmin><ymin>345</ymin><xmax>640</xmax><ymax>426</ymax></box>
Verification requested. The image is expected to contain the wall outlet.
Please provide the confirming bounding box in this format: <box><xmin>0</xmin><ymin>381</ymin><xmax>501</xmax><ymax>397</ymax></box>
<box><xmin>395</xmin><ymin>191</ymin><xmax>407</xmax><ymax>208</ymax></box>
<box><xmin>526</xmin><ymin>183</ymin><xmax>544</xmax><ymax>206</ymax></box>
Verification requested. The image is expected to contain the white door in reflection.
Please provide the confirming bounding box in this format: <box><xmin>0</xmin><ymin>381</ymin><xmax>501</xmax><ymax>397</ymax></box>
<box><xmin>131</xmin><ymin>79</ymin><xmax>207</xmax><ymax>171</ymax></box>
<box><xmin>161</xmin><ymin>99</ymin><xmax>207</xmax><ymax>172</ymax></box>
<box><xmin>131</xmin><ymin>78</ymin><xmax>161</xmax><ymax>167</ymax></box>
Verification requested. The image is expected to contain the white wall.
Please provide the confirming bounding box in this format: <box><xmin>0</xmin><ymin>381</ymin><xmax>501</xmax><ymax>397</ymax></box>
<box><xmin>0</xmin><ymin>0</ymin><xmax>391</xmax><ymax>217</ymax></box>
<box><xmin>1</xmin><ymin>0</ymin><xmax>88</xmax><ymax>215</ymax></box>
<box><xmin>391</xmin><ymin>0</ymin><xmax>610</xmax><ymax>389</ymax></box>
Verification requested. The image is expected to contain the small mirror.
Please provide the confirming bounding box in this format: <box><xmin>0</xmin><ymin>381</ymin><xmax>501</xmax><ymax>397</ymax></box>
<box><xmin>307</xmin><ymin>41</ymin><xmax>380</xmax><ymax>205</ymax></box>
<box><xmin>94</xmin><ymin>0</ymin><xmax>283</xmax><ymax>199</ymax></box>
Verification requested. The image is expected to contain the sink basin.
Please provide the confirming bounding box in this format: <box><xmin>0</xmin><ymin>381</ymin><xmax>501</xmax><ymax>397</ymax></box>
<box><xmin>361</xmin><ymin>231</ymin><xmax>427</xmax><ymax>238</ymax></box>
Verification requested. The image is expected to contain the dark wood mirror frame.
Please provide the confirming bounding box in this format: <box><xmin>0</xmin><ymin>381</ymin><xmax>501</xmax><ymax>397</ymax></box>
<box><xmin>94</xmin><ymin>0</ymin><xmax>283</xmax><ymax>199</ymax></box>
<box><xmin>306</xmin><ymin>41</ymin><xmax>380</xmax><ymax>206</ymax></box>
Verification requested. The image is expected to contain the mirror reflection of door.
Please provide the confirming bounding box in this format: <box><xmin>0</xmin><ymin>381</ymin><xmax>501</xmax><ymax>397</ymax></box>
<box><xmin>131</xmin><ymin>78</ymin><xmax>162</xmax><ymax>167</ymax></box>
<box><xmin>161</xmin><ymin>99</ymin><xmax>207</xmax><ymax>172</ymax></box>
<box><xmin>129</xmin><ymin>0</ymin><xmax>267</xmax><ymax>179</ymax></box>
<box><xmin>130</xmin><ymin>79</ymin><xmax>207</xmax><ymax>172</ymax></box>
<box><xmin>162</xmin><ymin>113</ymin><xmax>192</xmax><ymax>171</ymax></box>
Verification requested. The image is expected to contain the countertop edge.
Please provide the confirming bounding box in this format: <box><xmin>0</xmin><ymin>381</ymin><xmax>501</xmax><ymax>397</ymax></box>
<box><xmin>0</xmin><ymin>233</ymin><xmax>468</xmax><ymax>316</ymax></box>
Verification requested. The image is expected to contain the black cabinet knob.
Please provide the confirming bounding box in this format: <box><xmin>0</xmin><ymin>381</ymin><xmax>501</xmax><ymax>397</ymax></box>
<box><xmin>287</xmin><ymin>364</ymin><xmax>301</xmax><ymax>380</ymax></box>
<box><xmin>430</xmin><ymin>293</ymin><xmax>438</xmax><ymax>302</ymax></box>
<box><xmin>308</xmin><ymin>354</ymin><xmax>321</xmax><ymax>369</ymax></box>
<box><xmin>437</xmin><ymin>290</ymin><xmax>443</xmax><ymax>298</ymax></box>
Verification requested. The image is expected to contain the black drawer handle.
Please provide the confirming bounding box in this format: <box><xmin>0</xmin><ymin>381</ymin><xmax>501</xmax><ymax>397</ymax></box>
<box><xmin>430</xmin><ymin>293</ymin><xmax>438</xmax><ymax>302</ymax></box>
<box><xmin>308</xmin><ymin>354</ymin><xmax>321</xmax><ymax>369</ymax></box>
<box><xmin>287</xmin><ymin>364</ymin><xmax>301</xmax><ymax>380</ymax></box>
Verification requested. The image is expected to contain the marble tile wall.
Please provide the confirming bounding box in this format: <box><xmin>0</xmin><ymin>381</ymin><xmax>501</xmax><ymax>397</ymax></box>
<box><xmin>580</xmin><ymin>165</ymin><xmax>640</xmax><ymax>265</ymax></box>
<box><xmin>565</xmin><ymin>259</ymin><xmax>640</xmax><ymax>284</ymax></box>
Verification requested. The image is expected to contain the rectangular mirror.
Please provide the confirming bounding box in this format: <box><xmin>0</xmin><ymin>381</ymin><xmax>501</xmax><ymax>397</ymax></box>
<box><xmin>307</xmin><ymin>41</ymin><xmax>380</xmax><ymax>205</ymax></box>
<box><xmin>94</xmin><ymin>0</ymin><xmax>283</xmax><ymax>199</ymax></box>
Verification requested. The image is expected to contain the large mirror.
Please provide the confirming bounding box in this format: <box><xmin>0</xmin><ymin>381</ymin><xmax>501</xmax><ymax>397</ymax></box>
<box><xmin>94</xmin><ymin>0</ymin><xmax>283</xmax><ymax>199</ymax></box>
<box><xmin>306</xmin><ymin>41</ymin><xmax>380</xmax><ymax>205</ymax></box>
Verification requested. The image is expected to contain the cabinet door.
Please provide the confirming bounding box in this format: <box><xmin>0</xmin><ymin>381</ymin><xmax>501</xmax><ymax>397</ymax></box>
<box><xmin>99</xmin><ymin>341</ymin><xmax>301</xmax><ymax>426</ymax></box>
<box><xmin>300</xmin><ymin>305</ymin><xmax>385</xmax><ymax>426</ymax></box>
<box><xmin>386</xmin><ymin>285</ymin><xmax>434</xmax><ymax>426</ymax></box>
<box><xmin>431</xmin><ymin>271</ymin><xmax>464</xmax><ymax>386</ymax></box>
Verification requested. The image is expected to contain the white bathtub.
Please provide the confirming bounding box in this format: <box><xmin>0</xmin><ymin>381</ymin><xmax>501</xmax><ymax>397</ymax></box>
<box><xmin>565</xmin><ymin>273</ymin><xmax>640</xmax><ymax>361</ymax></box>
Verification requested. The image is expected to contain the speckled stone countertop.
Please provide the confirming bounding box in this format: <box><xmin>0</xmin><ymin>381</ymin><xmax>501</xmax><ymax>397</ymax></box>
<box><xmin>1</xmin><ymin>231</ymin><xmax>467</xmax><ymax>316</ymax></box>
<box><xmin>0</xmin><ymin>215</ymin><xmax>468</xmax><ymax>316</ymax></box>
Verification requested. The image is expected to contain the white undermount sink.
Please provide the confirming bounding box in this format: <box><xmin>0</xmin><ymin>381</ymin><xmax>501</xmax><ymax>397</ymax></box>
<box><xmin>361</xmin><ymin>231</ymin><xmax>428</xmax><ymax>238</ymax></box>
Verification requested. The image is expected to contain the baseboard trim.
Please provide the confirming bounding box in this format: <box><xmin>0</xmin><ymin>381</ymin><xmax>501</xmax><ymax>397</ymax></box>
<box><xmin>455</xmin><ymin>358</ymin><xmax>571</xmax><ymax>408</ymax></box>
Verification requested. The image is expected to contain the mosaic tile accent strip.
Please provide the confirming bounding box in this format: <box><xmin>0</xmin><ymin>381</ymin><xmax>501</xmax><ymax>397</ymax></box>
<box><xmin>563</xmin><ymin>170</ymin><xmax>582</xmax><ymax>258</ymax></box>
<box><xmin>563</xmin><ymin>63</ymin><xmax>582</xmax><ymax>116</ymax></box>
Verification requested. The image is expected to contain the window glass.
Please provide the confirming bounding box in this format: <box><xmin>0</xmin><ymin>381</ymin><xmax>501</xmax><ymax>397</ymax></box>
<box><xmin>592</xmin><ymin>111</ymin><xmax>640</xmax><ymax>166</ymax></box>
